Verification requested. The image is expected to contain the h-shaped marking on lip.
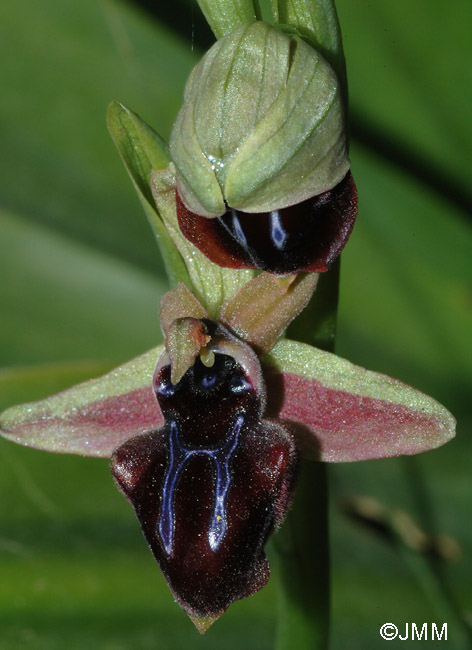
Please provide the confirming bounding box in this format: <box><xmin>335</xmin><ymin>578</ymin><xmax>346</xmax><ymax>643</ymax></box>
<box><xmin>158</xmin><ymin>414</ymin><xmax>244</xmax><ymax>556</ymax></box>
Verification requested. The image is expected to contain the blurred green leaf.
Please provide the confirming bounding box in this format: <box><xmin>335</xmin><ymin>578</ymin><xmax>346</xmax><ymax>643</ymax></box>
<box><xmin>338</xmin><ymin>143</ymin><xmax>472</xmax><ymax>411</ymax></box>
<box><xmin>338</xmin><ymin>0</ymin><xmax>472</xmax><ymax>204</ymax></box>
<box><xmin>0</xmin><ymin>0</ymin><xmax>197</xmax><ymax>274</ymax></box>
<box><xmin>0</xmin><ymin>206</ymin><xmax>165</xmax><ymax>366</ymax></box>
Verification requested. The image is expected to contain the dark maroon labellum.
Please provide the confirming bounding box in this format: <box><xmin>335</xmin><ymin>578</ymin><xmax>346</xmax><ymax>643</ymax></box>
<box><xmin>176</xmin><ymin>171</ymin><xmax>358</xmax><ymax>275</ymax></box>
<box><xmin>111</xmin><ymin>351</ymin><xmax>297</xmax><ymax>625</ymax></box>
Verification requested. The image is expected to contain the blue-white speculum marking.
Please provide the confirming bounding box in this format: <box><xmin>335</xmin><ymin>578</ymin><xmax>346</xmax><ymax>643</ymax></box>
<box><xmin>158</xmin><ymin>414</ymin><xmax>244</xmax><ymax>556</ymax></box>
<box><xmin>231</xmin><ymin>210</ymin><xmax>248</xmax><ymax>249</ymax></box>
<box><xmin>269</xmin><ymin>210</ymin><xmax>288</xmax><ymax>250</ymax></box>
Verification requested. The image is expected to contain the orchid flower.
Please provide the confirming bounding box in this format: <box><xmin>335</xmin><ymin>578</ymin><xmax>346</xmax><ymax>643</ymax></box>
<box><xmin>169</xmin><ymin>20</ymin><xmax>358</xmax><ymax>275</ymax></box>
<box><xmin>0</xmin><ymin>157</ymin><xmax>455</xmax><ymax>630</ymax></box>
<box><xmin>0</xmin><ymin>0</ymin><xmax>455</xmax><ymax>639</ymax></box>
<box><xmin>0</xmin><ymin>276</ymin><xmax>455</xmax><ymax>629</ymax></box>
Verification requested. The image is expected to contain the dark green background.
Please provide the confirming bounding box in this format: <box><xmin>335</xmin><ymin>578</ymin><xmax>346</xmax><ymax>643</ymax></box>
<box><xmin>0</xmin><ymin>1</ymin><xmax>471</xmax><ymax>647</ymax></box>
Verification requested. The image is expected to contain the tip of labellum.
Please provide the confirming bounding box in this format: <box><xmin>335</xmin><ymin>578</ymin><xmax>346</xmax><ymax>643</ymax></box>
<box><xmin>190</xmin><ymin>615</ymin><xmax>218</xmax><ymax>634</ymax></box>
<box><xmin>176</xmin><ymin>172</ymin><xmax>357</xmax><ymax>275</ymax></box>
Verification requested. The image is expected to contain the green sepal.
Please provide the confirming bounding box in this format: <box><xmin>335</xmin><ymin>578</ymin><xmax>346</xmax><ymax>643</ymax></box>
<box><xmin>224</xmin><ymin>30</ymin><xmax>347</xmax><ymax>212</ymax></box>
<box><xmin>170</xmin><ymin>22</ymin><xmax>349</xmax><ymax>217</ymax></box>
<box><xmin>220</xmin><ymin>272</ymin><xmax>318</xmax><ymax>353</ymax></box>
<box><xmin>196</xmin><ymin>0</ymin><xmax>259</xmax><ymax>39</ymax></box>
<box><xmin>150</xmin><ymin>166</ymin><xmax>256</xmax><ymax>318</ymax></box>
<box><xmin>107</xmin><ymin>101</ymin><xmax>190</xmax><ymax>287</ymax></box>
<box><xmin>273</xmin><ymin>0</ymin><xmax>347</xmax><ymax>91</ymax></box>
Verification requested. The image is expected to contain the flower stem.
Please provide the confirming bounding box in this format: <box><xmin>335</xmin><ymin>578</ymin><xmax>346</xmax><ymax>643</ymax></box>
<box><xmin>274</xmin><ymin>461</ymin><xmax>330</xmax><ymax>650</ymax></box>
<box><xmin>274</xmin><ymin>263</ymin><xmax>340</xmax><ymax>650</ymax></box>
<box><xmin>196</xmin><ymin>0</ymin><xmax>259</xmax><ymax>39</ymax></box>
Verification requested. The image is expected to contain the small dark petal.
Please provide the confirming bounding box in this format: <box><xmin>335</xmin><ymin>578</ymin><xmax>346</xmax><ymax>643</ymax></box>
<box><xmin>176</xmin><ymin>171</ymin><xmax>358</xmax><ymax>275</ymax></box>
<box><xmin>111</xmin><ymin>353</ymin><xmax>298</xmax><ymax>623</ymax></box>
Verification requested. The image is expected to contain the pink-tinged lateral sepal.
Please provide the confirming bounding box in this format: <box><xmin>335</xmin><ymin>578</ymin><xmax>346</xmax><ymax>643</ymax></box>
<box><xmin>0</xmin><ymin>348</ymin><xmax>163</xmax><ymax>457</ymax></box>
<box><xmin>176</xmin><ymin>172</ymin><xmax>357</xmax><ymax>275</ymax></box>
<box><xmin>263</xmin><ymin>339</ymin><xmax>456</xmax><ymax>462</ymax></box>
<box><xmin>111</xmin><ymin>326</ymin><xmax>298</xmax><ymax>630</ymax></box>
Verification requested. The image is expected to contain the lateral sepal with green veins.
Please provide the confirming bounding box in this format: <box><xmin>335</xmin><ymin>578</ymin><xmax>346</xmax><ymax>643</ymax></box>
<box><xmin>274</xmin><ymin>0</ymin><xmax>347</xmax><ymax>91</ymax></box>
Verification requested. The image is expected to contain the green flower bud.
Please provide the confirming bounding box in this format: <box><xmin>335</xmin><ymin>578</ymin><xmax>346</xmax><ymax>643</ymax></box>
<box><xmin>170</xmin><ymin>21</ymin><xmax>349</xmax><ymax>218</ymax></box>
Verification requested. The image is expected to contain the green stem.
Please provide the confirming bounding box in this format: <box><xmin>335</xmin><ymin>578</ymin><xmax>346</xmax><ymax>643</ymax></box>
<box><xmin>274</xmin><ymin>0</ymin><xmax>346</xmax><ymax>94</ymax></box>
<box><xmin>274</xmin><ymin>462</ymin><xmax>330</xmax><ymax>650</ymax></box>
<box><xmin>196</xmin><ymin>0</ymin><xmax>258</xmax><ymax>39</ymax></box>
<box><xmin>275</xmin><ymin>263</ymin><xmax>340</xmax><ymax>650</ymax></box>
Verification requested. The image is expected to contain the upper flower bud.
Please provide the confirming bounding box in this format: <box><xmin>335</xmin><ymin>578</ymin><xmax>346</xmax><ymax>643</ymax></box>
<box><xmin>170</xmin><ymin>21</ymin><xmax>349</xmax><ymax>218</ymax></box>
